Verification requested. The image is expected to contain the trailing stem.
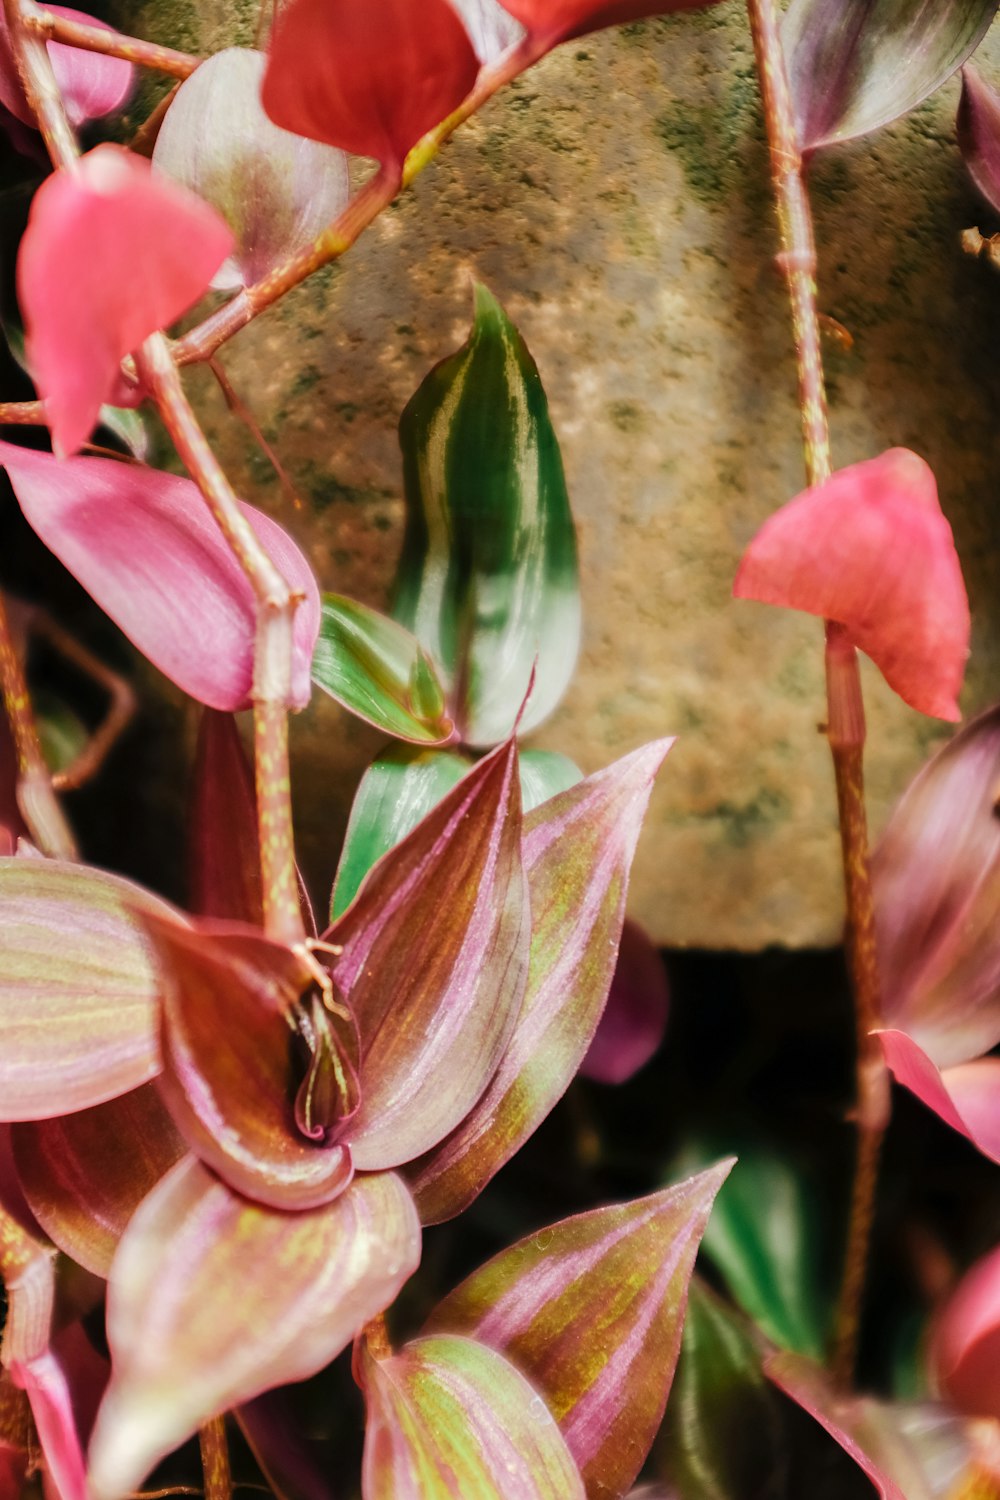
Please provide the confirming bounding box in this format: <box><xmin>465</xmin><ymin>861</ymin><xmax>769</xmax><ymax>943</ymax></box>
<box><xmin>0</xmin><ymin>591</ymin><xmax>76</xmax><ymax>859</ymax></box>
<box><xmin>745</xmin><ymin>0</ymin><xmax>889</xmax><ymax>1385</ymax></box>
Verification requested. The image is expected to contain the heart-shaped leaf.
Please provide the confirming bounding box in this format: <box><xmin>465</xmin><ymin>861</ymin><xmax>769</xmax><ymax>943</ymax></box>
<box><xmin>2</xmin><ymin>443</ymin><xmax>320</xmax><ymax>712</ymax></box>
<box><xmin>153</xmin><ymin>48</ymin><xmax>350</xmax><ymax>291</ymax></box>
<box><xmin>426</xmin><ymin>1162</ymin><xmax>732</xmax><ymax>1498</ymax></box>
<box><xmin>395</xmin><ymin>284</ymin><xmax>580</xmax><ymax>748</ymax></box>
<box><xmin>188</xmin><ymin>710</ymin><xmax>263</xmax><ymax>924</ymax></box>
<box><xmin>18</xmin><ymin>144</ymin><xmax>233</xmax><ymax>456</ymax></box>
<box><xmin>0</xmin><ymin>859</ymin><xmax>169</xmax><ymax>1120</ymax></box>
<box><xmin>359</xmin><ymin>1334</ymin><xmax>585</xmax><ymax>1499</ymax></box>
<box><xmin>312</xmin><ymin>595</ymin><xmax>454</xmax><ymax>747</ymax></box>
<box><xmin>261</xmin><ymin>0</ymin><xmax>480</xmax><ymax>174</ymax></box>
<box><xmin>0</xmin><ymin>5</ymin><xmax>133</xmax><ymax>130</ymax></box>
<box><xmin>409</xmin><ymin>739</ymin><xmax>671</xmax><ymax>1224</ymax></box>
<box><xmin>781</xmin><ymin>0</ymin><xmax>999</xmax><ymax>153</ymax></box>
<box><xmin>501</xmin><ymin>0</ymin><xmax>724</xmax><ymax>50</ymax></box>
<box><xmin>87</xmin><ymin>1161</ymin><xmax>421</xmax><ymax>1500</ymax></box>
<box><xmin>11</xmin><ymin>1086</ymin><xmax>185</xmax><ymax>1277</ymax></box>
<box><xmin>329</xmin><ymin>738</ymin><xmax>529</xmax><ymax>1172</ymax></box>
<box><xmin>959</xmin><ymin>65</ymin><xmax>1000</xmax><ymax>216</ymax></box>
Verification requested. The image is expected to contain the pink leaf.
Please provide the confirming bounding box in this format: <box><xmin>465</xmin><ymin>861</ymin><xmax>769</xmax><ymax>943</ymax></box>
<box><xmin>876</xmin><ymin>1029</ymin><xmax>1000</xmax><ymax>1163</ymax></box>
<box><xmin>931</xmin><ymin>1242</ymin><xmax>1000</xmax><ymax>1423</ymax></box>
<box><xmin>579</xmin><ymin>916</ymin><xmax>669</xmax><ymax>1084</ymax></box>
<box><xmin>188</xmin><ymin>710</ymin><xmax>263</xmax><ymax>924</ymax></box>
<box><xmin>87</xmin><ymin>1160</ymin><xmax>421</xmax><ymax>1500</ymax></box>
<box><xmin>0</xmin><ymin>7</ymin><xmax>133</xmax><ymax>129</ymax></box>
<box><xmin>18</xmin><ymin>144</ymin><xmax>233</xmax><ymax>456</ymax></box>
<box><xmin>1</xmin><ymin>443</ymin><xmax>320</xmax><ymax>711</ymax></box>
<box><xmin>12</xmin><ymin>1353</ymin><xmax>88</xmax><ymax>1500</ymax></box>
<box><xmin>261</xmin><ymin>0</ymin><xmax>480</xmax><ymax>173</ymax></box>
<box><xmin>501</xmin><ymin>0</ymin><xmax>723</xmax><ymax>50</ymax></box>
<box><xmin>733</xmin><ymin>449</ymin><xmax>969</xmax><ymax>722</ymax></box>
<box><xmin>959</xmin><ymin>65</ymin><xmax>1000</xmax><ymax>215</ymax></box>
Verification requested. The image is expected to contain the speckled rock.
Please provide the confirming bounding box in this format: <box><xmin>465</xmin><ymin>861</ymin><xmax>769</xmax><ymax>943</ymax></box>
<box><xmin>110</xmin><ymin>0</ymin><xmax>1000</xmax><ymax>947</ymax></box>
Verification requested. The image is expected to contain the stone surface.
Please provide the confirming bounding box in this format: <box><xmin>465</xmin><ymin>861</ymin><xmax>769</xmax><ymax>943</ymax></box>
<box><xmin>108</xmin><ymin>0</ymin><xmax>1000</xmax><ymax>948</ymax></box>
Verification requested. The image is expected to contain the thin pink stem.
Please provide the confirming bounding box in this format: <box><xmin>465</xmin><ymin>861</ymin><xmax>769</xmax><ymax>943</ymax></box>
<box><xmin>30</xmin><ymin>7</ymin><xmax>199</xmax><ymax>79</ymax></box>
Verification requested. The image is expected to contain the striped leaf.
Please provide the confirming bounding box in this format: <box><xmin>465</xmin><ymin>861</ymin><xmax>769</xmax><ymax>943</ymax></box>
<box><xmin>425</xmin><ymin>1163</ymin><xmax>733</xmax><ymax>1499</ymax></box>
<box><xmin>394</xmin><ymin>284</ymin><xmax>580</xmax><ymax>748</ymax></box>
<box><xmin>360</xmin><ymin>1335</ymin><xmax>585</xmax><ymax>1499</ymax></box>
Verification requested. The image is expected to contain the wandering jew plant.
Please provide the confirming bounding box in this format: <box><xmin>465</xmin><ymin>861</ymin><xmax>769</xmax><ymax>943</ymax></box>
<box><xmin>0</xmin><ymin>0</ymin><xmax>999</xmax><ymax>1496</ymax></box>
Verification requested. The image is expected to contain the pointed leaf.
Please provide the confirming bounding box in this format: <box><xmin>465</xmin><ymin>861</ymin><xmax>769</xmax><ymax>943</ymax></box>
<box><xmin>312</xmin><ymin>595</ymin><xmax>454</xmax><ymax>746</ymax></box>
<box><xmin>0</xmin><ymin>859</ymin><xmax>170</xmax><ymax>1120</ymax></box>
<box><xmin>426</xmin><ymin>1163</ymin><xmax>732</xmax><ymax>1498</ymax></box>
<box><xmin>932</xmin><ymin>1241</ymin><xmax>1000</xmax><ymax>1423</ymax></box>
<box><xmin>518</xmin><ymin>749</ymin><xmax>582</xmax><ymax>811</ymax></box>
<box><xmin>959</xmin><ymin>66</ymin><xmax>1000</xmax><ymax>216</ymax></box>
<box><xmin>329</xmin><ymin>738</ymin><xmax>529</xmax><ymax>1171</ymax></box>
<box><xmin>11</xmin><ymin>1087</ymin><xmax>185</xmax><ymax>1277</ymax></box>
<box><xmin>0</xmin><ymin>6</ymin><xmax>133</xmax><ymax>130</ymax></box>
<box><xmin>579</xmin><ymin>916</ymin><xmax>669</xmax><ymax>1084</ymax></box>
<box><xmin>18</xmin><ymin>144</ymin><xmax>233</xmax><ymax>456</ymax></box>
<box><xmin>395</xmin><ymin>284</ymin><xmax>580</xmax><ymax>747</ymax></box>
<box><xmin>153</xmin><ymin>48</ymin><xmax>349</xmax><ymax>292</ymax></box>
<box><xmin>87</xmin><ymin>1160</ymin><xmax>421</xmax><ymax>1500</ymax></box>
<box><xmin>188</xmin><ymin>710</ymin><xmax>263</xmax><ymax>924</ymax></box>
<box><xmin>500</xmin><ymin>0</ymin><xmax>723</xmax><ymax>49</ymax></box>
<box><xmin>733</xmin><ymin>449</ymin><xmax>969</xmax><ymax>722</ymax></box>
<box><xmin>2</xmin><ymin>443</ymin><xmax>320</xmax><ymax>712</ymax></box>
<box><xmin>875</xmin><ymin>1030</ymin><xmax>1000</xmax><ymax>1163</ymax></box>
<box><xmin>261</xmin><ymin>0</ymin><xmax>480</xmax><ymax>174</ymax></box>
<box><xmin>409</xmin><ymin>739</ymin><xmax>672</xmax><ymax>1224</ymax></box>
<box><xmin>12</xmin><ymin>1352</ymin><xmax>89</xmax><ymax>1500</ymax></box>
<box><xmin>781</xmin><ymin>0</ymin><xmax>999</xmax><ymax>153</ymax></box>
<box><xmin>447</xmin><ymin>0</ymin><xmax>526</xmax><ymax>62</ymax></box>
<box><xmin>147</xmin><ymin>916</ymin><xmax>354</xmax><ymax>1209</ymax></box>
<box><xmin>360</xmin><ymin>1334</ymin><xmax>585</xmax><ymax>1500</ymax></box>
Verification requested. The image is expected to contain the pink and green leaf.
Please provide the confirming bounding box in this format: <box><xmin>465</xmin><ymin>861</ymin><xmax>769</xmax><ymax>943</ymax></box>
<box><xmin>426</xmin><ymin>1162</ymin><xmax>732</xmax><ymax>1498</ymax></box>
<box><xmin>359</xmin><ymin>1334</ymin><xmax>585</xmax><ymax>1499</ymax></box>
<box><xmin>408</xmin><ymin>739</ymin><xmax>672</xmax><ymax>1224</ymax></box>
<box><xmin>2</xmin><ymin>443</ymin><xmax>320</xmax><ymax>712</ymax></box>
<box><xmin>781</xmin><ymin>0</ymin><xmax>999</xmax><ymax>153</ymax></box>
<box><xmin>329</xmin><ymin>738</ymin><xmax>529</xmax><ymax>1172</ymax></box>
<box><xmin>312</xmin><ymin>595</ymin><xmax>454</xmax><ymax>747</ymax></box>
<box><xmin>87</xmin><ymin>1161</ymin><xmax>421</xmax><ymax>1500</ymax></box>
<box><xmin>0</xmin><ymin>859</ymin><xmax>169</xmax><ymax>1120</ymax></box>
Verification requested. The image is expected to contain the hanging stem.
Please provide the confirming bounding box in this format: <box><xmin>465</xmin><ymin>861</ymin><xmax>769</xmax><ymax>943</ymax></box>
<box><xmin>198</xmin><ymin>1419</ymin><xmax>232</xmax><ymax>1500</ymax></box>
<box><xmin>29</xmin><ymin>7</ymin><xmax>199</xmax><ymax>79</ymax></box>
<box><xmin>745</xmin><ymin>0</ymin><xmax>889</xmax><ymax>1386</ymax></box>
<box><xmin>0</xmin><ymin>591</ymin><xmax>76</xmax><ymax>858</ymax></box>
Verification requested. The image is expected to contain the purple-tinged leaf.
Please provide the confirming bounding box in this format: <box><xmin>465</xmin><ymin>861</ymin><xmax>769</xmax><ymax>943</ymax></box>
<box><xmin>11</xmin><ymin>1087</ymin><xmax>185</xmax><ymax>1277</ymax></box>
<box><xmin>0</xmin><ymin>6</ymin><xmax>133</xmax><ymax>130</ymax></box>
<box><xmin>932</xmin><ymin>1241</ymin><xmax>1000</xmax><ymax>1424</ymax></box>
<box><xmin>0</xmin><ymin>859</ymin><xmax>170</xmax><ymax>1120</ymax></box>
<box><xmin>329</xmin><ymin>738</ymin><xmax>528</xmax><ymax>1172</ymax></box>
<box><xmin>960</xmin><ymin>65</ymin><xmax>1000</xmax><ymax>216</ymax></box>
<box><xmin>872</xmin><ymin>705</ymin><xmax>1000</xmax><ymax>1069</ymax></box>
<box><xmin>579</xmin><ymin>916</ymin><xmax>669</xmax><ymax>1085</ymax></box>
<box><xmin>87</xmin><ymin>1160</ymin><xmax>420</xmax><ymax>1500</ymax></box>
<box><xmin>359</xmin><ymin>1334</ymin><xmax>585</xmax><ymax>1499</ymax></box>
<box><xmin>237</xmin><ymin>1388</ymin><xmax>340</xmax><ymax>1500</ymax></box>
<box><xmin>781</xmin><ymin>0</ymin><xmax>999</xmax><ymax>154</ymax></box>
<box><xmin>148</xmin><ymin>917</ymin><xmax>355</xmax><ymax>1210</ymax></box>
<box><xmin>426</xmin><ymin>1162</ymin><xmax>732</xmax><ymax>1498</ymax></box>
<box><xmin>3</xmin><ymin>443</ymin><xmax>319</xmax><ymax>712</ymax></box>
<box><xmin>875</xmin><ymin>1030</ymin><xmax>1000</xmax><ymax>1162</ymax></box>
<box><xmin>0</xmin><ymin>1127</ymin><xmax>42</xmax><ymax>1237</ymax></box>
<box><xmin>188</xmin><ymin>710</ymin><xmax>263</xmax><ymax>925</ymax></box>
<box><xmin>409</xmin><ymin>740</ymin><xmax>672</xmax><ymax>1224</ymax></box>
<box><xmin>153</xmin><ymin>48</ymin><xmax>349</xmax><ymax>292</ymax></box>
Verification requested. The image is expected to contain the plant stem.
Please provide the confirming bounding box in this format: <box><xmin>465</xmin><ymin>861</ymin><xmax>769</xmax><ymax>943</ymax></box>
<box><xmin>30</xmin><ymin>7</ymin><xmax>199</xmax><ymax>79</ymax></box>
<box><xmin>0</xmin><ymin>590</ymin><xmax>76</xmax><ymax>858</ymax></box>
<box><xmin>173</xmin><ymin>36</ymin><xmax>544</xmax><ymax>365</ymax></box>
<box><xmin>745</xmin><ymin>0</ymin><xmax>889</xmax><ymax>1387</ymax></box>
<box><xmin>198</xmin><ymin>1419</ymin><xmax>232</xmax><ymax>1500</ymax></box>
<box><xmin>30</xmin><ymin>610</ymin><xmax>137</xmax><ymax>792</ymax></box>
<box><xmin>0</xmin><ymin>402</ymin><xmax>46</xmax><ymax>425</ymax></box>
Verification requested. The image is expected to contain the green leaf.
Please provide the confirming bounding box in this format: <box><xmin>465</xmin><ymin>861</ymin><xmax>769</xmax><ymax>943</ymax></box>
<box><xmin>311</xmin><ymin>593</ymin><xmax>454</xmax><ymax>745</ymax></box>
<box><xmin>425</xmin><ymin>1163</ymin><xmax>732</xmax><ymax>1500</ymax></box>
<box><xmin>395</xmin><ymin>282</ymin><xmax>580</xmax><ymax>748</ymax></box>
<box><xmin>692</xmin><ymin>1141</ymin><xmax>829</xmax><ymax>1360</ymax></box>
<box><xmin>782</xmin><ymin>0</ymin><xmax>999</xmax><ymax>152</ymax></box>
<box><xmin>518</xmin><ymin>749</ymin><xmax>582</xmax><ymax>811</ymax></box>
<box><xmin>360</xmin><ymin>1335</ymin><xmax>585</xmax><ymax>1499</ymax></box>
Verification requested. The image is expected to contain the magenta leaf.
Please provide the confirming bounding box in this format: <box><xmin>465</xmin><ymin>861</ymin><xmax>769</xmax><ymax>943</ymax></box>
<box><xmin>959</xmin><ymin>65</ymin><xmax>1000</xmax><ymax>216</ymax></box>
<box><xmin>11</xmin><ymin>1087</ymin><xmax>185</xmax><ymax>1277</ymax></box>
<box><xmin>875</xmin><ymin>1030</ymin><xmax>1000</xmax><ymax>1163</ymax></box>
<box><xmin>359</xmin><ymin>1335</ymin><xmax>585</xmax><ymax>1499</ymax></box>
<box><xmin>148</xmin><ymin>916</ymin><xmax>355</xmax><ymax>1210</ymax></box>
<box><xmin>733</xmin><ymin>449</ymin><xmax>969</xmax><ymax>722</ymax></box>
<box><xmin>188</xmin><ymin>710</ymin><xmax>263</xmax><ymax>924</ymax></box>
<box><xmin>261</xmin><ymin>0</ymin><xmax>480</xmax><ymax>175</ymax></box>
<box><xmin>0</xmin><ymin>859</ymin><xmax>170</xmax><ymax>1120</ymax></box>
<box><xmin>408</xmin><ymin>740</ymin><xmax>672</xmax><ymax>1224</ymax></box>
<box><xmin>0</xmin><ymin>6</ymin><xmax>133</xmax><ymax>130</ymax></box>
<box><xmin>579</xmin><ymin>916</ymin><xmax>669</xmax><ymax>1084</ymax></box>
<box><xmin>782</xmin><ymin>0</ymin><xmax>999</xmax><ymax>153</ymax></box>
<box><xmin>18</xmin><ymin>144</ymin><xmax>232</xmax><ymax>456</ymax></box>
<box><xmin>329</xmin><ymin>738</ymin><xmax>529</xmax><ymax>1172</ymax></box>
<box><xmin>87</xmin><ymin>1160</ymin><xmax>421</xmax><ymax>1500</ymax></box>
<box><xmin>932</xmin><ymin>1241</ymin><xmax>1000</xmax><ymax>1424</ymax></box>
<box><xmin>153</xmin><ymin>48</ymin><xmax>350</xmax><ymax>292</ymax></box>
<box><xmin>426</xmin><ymin>1162</ymin><xmax>732</xmax><ymax>1498</ymax></box>
<box><xmin>1</xmin><ymin>443</ymin><xmax>320</xmax><ymax>711</ymax></box>
<box><xmin>501</xmin><ymin>0</ymin><xmax>723</xmax><ymax>50</ymax></box>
